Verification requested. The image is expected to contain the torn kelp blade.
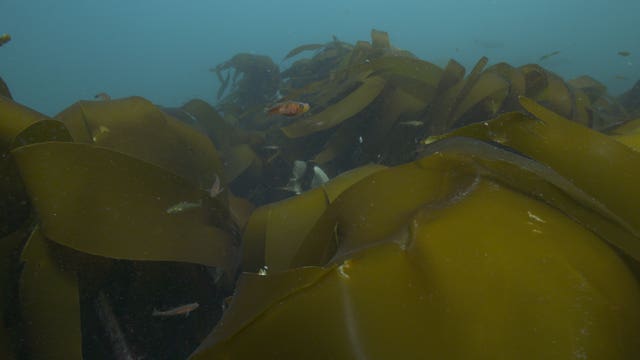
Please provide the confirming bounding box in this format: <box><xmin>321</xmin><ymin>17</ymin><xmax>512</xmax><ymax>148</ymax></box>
<box><xmin>11</xmin><ymin>142</ymin><xmax>239</xmax><ymax>276</ymax></box>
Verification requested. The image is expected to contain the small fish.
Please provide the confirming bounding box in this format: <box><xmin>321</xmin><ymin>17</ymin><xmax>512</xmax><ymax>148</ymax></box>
<box><xmin>152</xmin><ymin>302</ymin><xmax>199</xmax><ymax>317</ymax></box>
<box><xmin>618</xmin><ymin>51</ymin><xmax>631</xmax><ymax>57</ymax></box>
<box><xmin>165</xmin><ymin>200</ymin><xmax>202</xmax><ymax>214</ymax></box>
<box><xmin>209</xmin><ymin>175</ymin><xmax>224</xmax><ymax>198</ymax></box>
<box><xmin>0</xmin><ymin>33</ymin><xmax>11</xmax><ymax>47</ymax></box>
<box><xmin>398</xmin><ymin>120</ymin><xmax>424</xmax><ymax>127</ymax></box>
<box><xmin>539</xmin><ymin>50</ymin><xmax>560</xmax><ymax>61</ymax></box>
<box><xmin>614</xmin><ymin>75</ymin><xmax>628</xmax><ymax>80</ymax></box>
<box><xmin>266</xmin><ymin>101</ymin><xmax>310</xmax><ymax>116</ymax></box>
<box><xmin>94</xmin><ymin>92</ymin><xmax>111</xmax><ymax>101</ymax></box>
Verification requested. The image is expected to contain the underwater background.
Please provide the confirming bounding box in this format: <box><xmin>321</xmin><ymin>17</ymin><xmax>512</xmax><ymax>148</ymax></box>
<box><xmin>4</xmin><ymin>1</ymin><xmax>640</xmax><ymax>359</ymax></box>
<box><xmin>1</xmin><ymin>0</ymin><xmax>638</xmax><ymax>115</ymax></box>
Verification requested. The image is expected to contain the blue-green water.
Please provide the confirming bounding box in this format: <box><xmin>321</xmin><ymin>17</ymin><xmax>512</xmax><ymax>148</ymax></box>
<box><xmin>1</xmin><ymin>0</ymin><xmax>638</xmax><ymax>115</ymax></box>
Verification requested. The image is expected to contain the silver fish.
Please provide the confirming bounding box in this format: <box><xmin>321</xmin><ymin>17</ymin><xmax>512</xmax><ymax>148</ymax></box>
<box><xmin>165</xmin><ymin>200</ymin><xmax>202</xmax><ymax>214</ymax></box>
<box><xmin>152</xmin><ymin>302</ymin><xmax>199</xmax><ymax>317</ymax></box>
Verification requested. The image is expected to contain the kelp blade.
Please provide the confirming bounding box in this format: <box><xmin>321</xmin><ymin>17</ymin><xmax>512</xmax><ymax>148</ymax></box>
<box><xmin>11</xmin><ymin>142</ymin><xmax>238</xmax><ymax>274</ymax></box>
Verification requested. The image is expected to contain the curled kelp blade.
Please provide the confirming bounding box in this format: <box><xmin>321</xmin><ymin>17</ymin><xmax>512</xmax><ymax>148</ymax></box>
<box><xmin>20</xmin><ymin>226</ymin><xmax>82</xmax><ymax>359</ymax></box>
<box><xmin>191</xmin><ymin>166</ymin><xmax>640</xmax><ymax>358</ymax></box>
<box><xmin>56</xmin><ymin>96</ymin><xmax>224</xmax><ymax>191</ymax></box>
<box><xmin>422</xmin><ymin>98</ymin><xmax>640</xmax><ymax>261</ymax></box>
<box><xmin>11</xmin><ymin>142</ymin><xmax>239</xmax><ymax>277</ymax></box>
<box><xmin>281</xmin><ymin>76</ymin><xmax>386</xmax><ymax>138</ymax></box>
<box><xmin>0</xmin><ymin>97</ymin><xmax>72</xmax><ymax>238</ymax></box>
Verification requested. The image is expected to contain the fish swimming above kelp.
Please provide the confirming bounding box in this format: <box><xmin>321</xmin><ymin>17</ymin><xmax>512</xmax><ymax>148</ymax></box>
<box><xmin>539</xmin><ymin>50</ymin><xmax>560</xmax><ymax>61</ymax></box>
<box><xmin>266</xmin><ymin>101</ymin><xmax>310</xmax><ymax>116</ymax></box>
<box><xmin>152</xmin><ymin>302</ymin><xmax>199</xmax><ymax>317</ymax></box>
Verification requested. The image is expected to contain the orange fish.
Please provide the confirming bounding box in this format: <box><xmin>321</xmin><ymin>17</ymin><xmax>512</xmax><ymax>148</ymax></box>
<box><xmin>266</xmin><ymin>101</ymin><xmax>310</xmax><ymax>116</ymax></box>
<box><xmin>94</xmin><ymin>92</ymin><xmax>111</xmax><ymax>101</ymax></box>
<box><xmin>152</xmin><ymin>302</ymin><xmax>199</xmax><ymax>317</ymax></box>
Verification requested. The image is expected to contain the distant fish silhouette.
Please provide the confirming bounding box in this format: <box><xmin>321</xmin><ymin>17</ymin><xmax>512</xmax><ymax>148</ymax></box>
<box><xmin>539</xmin><ymin>50</ymin><xmax>560</xmax><ymax>62</ymax></box>
<box><xmin>617</xmin><ymin>51</ymin><xmax>631</xmax><ymax>57</ymax></box>
<box><xmin>94</xmin><ymin>92</ymin><xmax>111</xmax><ymax>101</ymax></box>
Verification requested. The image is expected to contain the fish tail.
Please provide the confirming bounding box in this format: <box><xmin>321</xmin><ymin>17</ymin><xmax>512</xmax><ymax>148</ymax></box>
<box><xmin>265</xmin><ymin>106</ymin><xmax>280</xmax><ymax>115</ymax></box>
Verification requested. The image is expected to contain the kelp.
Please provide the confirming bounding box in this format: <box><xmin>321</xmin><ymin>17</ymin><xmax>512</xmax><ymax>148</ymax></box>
<box><xmin>282</xmin><ymin>76</ymin><xmax>386</xmax><ymax>138</ymax></box>
<box><xmin>20</xmin><ymin>227</ymin><xmax>82</xmax><ymax>359</ymax></box>
<box><xmin>0</xmin><ymin>77</ymin><xmax>11</xmax><ymax>99</ymax></box>
<box><xmin>56</xmin><ymin>96</ymin><xmax>225</xmax><ymax>191</ymax></box>
<box><xmin>193</xmin><ymin>135</ymin><xmax>640</xmax><ymax>359</ymax></box>
<box><xmin>4</xmin><ymin>28</ymin><xmax>640</xmax><ymax>359</ymax></box>
<box><xmin>212</xmin><ymin>53</ymin><xmax>280</xmax><ymax>117</ymax></box>
<box><xmin>283</xmin><ymin>43</ymin><xmax>325</xmax><ymax>61</ymax></box>
<box><xmin>11</xmin><ymin>142</ymin><xmax>239</xmax><ymax>276</ymax></box>
<box><xmin>425</xmin><ymin>97</ymin><xmax>640</xmax><ymax>261</ymax></box>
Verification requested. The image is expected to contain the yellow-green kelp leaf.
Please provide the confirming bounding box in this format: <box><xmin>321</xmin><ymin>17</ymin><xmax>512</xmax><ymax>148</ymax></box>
<box><xmin>281</xmin><ymin>76</ymin><xmax>386</xmax><ymax>138</ymax></box>
<box><xmin>191</xmin><ymin>266</ymin><xmax>332</xmax><ymax>358</ymax></box>
<box><xmin>56</xmin><ymin>96</ymin><xmax>224</xmax><ymax>191</ymax></box>
<box><xmin>20</xmin><ymin>227</ymin><xmax>82</xmax><ymax>360</ymax></box>
<box><xmin>423</xmin><ymin>97</ymin><xmax>640</xmax><ymax>261</ymax></box>
<box><xmin>241</xmin><ymin>164</ymin><xmax>386</xmax><ymax>273</ymax></box>
<box><xmin>283</xmin><ymin>43</ymin><xmax>325</xmax><ymax>61</ymax></box>
<box><xmin>610</xmin><ymin>118</ymin><xmax>640</xmax><ymax>151</ymax></box>
<box><xmin>11</xmin><ymin>142</ymin><xmax>238</xmax><ymax>274</ymax></box>
<box><xmin>191</xmin><ymin>175</ymin><xmax>640</xmax><ymax>358</ymax></box>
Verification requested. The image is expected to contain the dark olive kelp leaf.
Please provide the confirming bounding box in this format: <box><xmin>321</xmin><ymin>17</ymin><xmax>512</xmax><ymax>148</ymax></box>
<box><xmin>20</xmin><ymin>227</ymin><xmax>82</xmax><ymax>359</ymax></box>
<box><xmin>0</xmin><ymin>97</ymin><xmax>71</xmax><ymax>237</ymax></box>
<box><xmin>56</xmin><ymin>96</ymin><xmax>224</xmax><ymax>191</ymax></box>
<box><xmin>0</xmin><ymin>77</ymin><xmax>11</xmax><ymax>99</ymax></box>
<box><xmin>11</xmin><ymin>142</ymin><xmax>238</xmax><ymax>275</ymax></box>
<box><xmin>281</xmin><ymin>76</ymin><xmax>386</xmax><ymax>138</ymax></box>
<box><xmin>0</xmin><ymin>229</ymin><xmax>27</xmax><ymax>359</ymax></box>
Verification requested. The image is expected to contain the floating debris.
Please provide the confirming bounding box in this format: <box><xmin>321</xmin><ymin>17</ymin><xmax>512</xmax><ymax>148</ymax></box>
<box><xmin>152</xmin><ymin>302</ymin><xmax>200</xmax><ymax>317</ymax></box>
<box><xmin>539</xmin><ymin>50</ymin><xmax>560</xmax><ymax>62</ymax></box>
<box><xmin>165</xmin><ymin>200</ymin><xmax>202</xmax><ymax>214</ymax></box>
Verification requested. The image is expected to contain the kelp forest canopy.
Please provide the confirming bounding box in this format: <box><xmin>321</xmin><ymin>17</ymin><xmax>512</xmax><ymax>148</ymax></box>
<box><xmin>2</xmin><ymin>29</ymin><xmax>640</xmax><ymax>360</ymax></box>
<box><xmin>211</xmin><ymin>29</ymin><xmax>638</xmax><ymax>203</ymax></box>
